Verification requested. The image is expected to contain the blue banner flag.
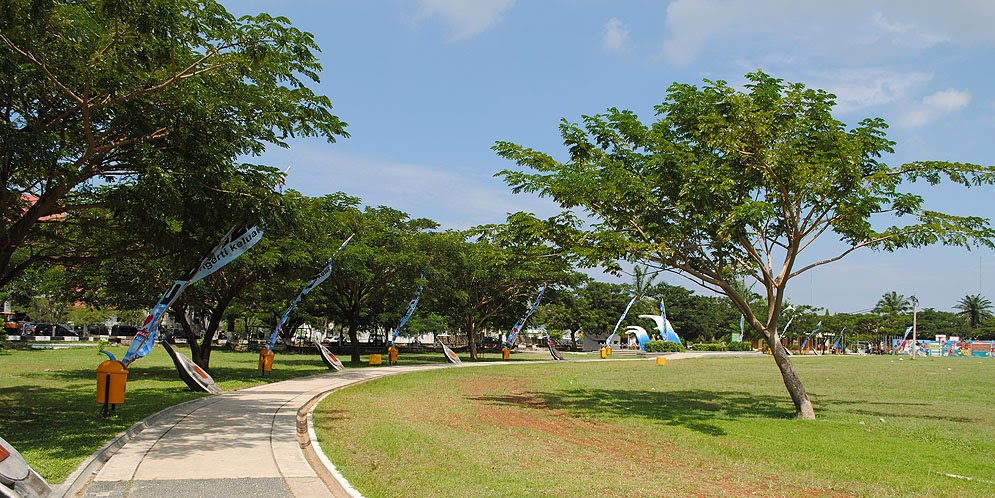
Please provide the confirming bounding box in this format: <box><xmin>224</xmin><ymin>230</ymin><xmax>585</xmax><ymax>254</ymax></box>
<box><xmin>123</xmin><ymin>224</ymin><xmax>265</xmax><ymax>367</ymax></box>
<box><xmin>800</xmin><ymin>321</ymin><xmax>822</xmax><ymax>350</ymax></box>
<box><xmin>505</xmin><ymin>285</ymin><xmax>546</xmax><ymax>348</ymax></box>
<box><xmin>266</xmin><ymin>234</ymin><xmax>353</xmax><ymax>353</ymax></box>
<box><xmin>390</xmin><ymin>277</ymin><xmax>425</xmax><ymax>346</ymax></box>
<box><xmin>605</xmin><ymin>295</ymin><xmax>637</xmax><ymax>346</ymax></box>
<box><xmin>658</xmin><ymin>298</ymin><xmax>682</xmax><ymax>344</ymax></box>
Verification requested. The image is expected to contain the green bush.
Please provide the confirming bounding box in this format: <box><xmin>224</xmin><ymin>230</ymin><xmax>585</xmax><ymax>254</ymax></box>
<box><xmin>726</xmin><ymin>341</ymin><xmax>753</xmax><ymax>351</ymax></box>
<box><xmin>689</xmin><ymin>342</ymin><xmax>727</xmax><ymax>351</ymax></box>
<box><xmin>644</xmin><ymin>340</ymin><xmax>686</xmax><ymax>352</ymax></box>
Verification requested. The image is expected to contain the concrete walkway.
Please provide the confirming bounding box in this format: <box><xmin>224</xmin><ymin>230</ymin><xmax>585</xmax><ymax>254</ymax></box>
<box><xmin>56</xmin><ymin>351</ymin><xmax>755</xmax><ymax>498</ymax></box>
<box><xmin>61</xmin><ymin>364</ymin><xmax>454</xmax><ymax>498</ymax></box>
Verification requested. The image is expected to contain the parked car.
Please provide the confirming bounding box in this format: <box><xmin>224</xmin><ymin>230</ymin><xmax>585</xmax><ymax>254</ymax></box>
<box><xmin>75</xmin><ymin>324</ymin><xmax>109</xmax><ymax>336</ymax></box>
<box><xmin>321</xmin><ymin>336</ymin><xmax>343</xmax><ymax>346</ymax></box>
<box><xmin>31</xmin><ymin>323</ymin><xmax>78</xmax><ymax>337</ymax></box>
<box><xmin>111</xmin><ymin>324</ymin><xmax>139</xmax><ymax>336</ymax></box>
<box><xmin>16</xmin><ymin>321</ymin><xmax>36</xmax><ymax>336</ymax></box>
<box><xmin>50</xmin><ymin>324</ymin><xmax>78</xmax><ymax>337</ymax></box>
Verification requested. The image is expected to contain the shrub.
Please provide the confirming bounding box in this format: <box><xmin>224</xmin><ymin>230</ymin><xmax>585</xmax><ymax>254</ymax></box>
<box><xmin>644</xmin><ymin>340</ymin><xmax>686</xmax><ymax>352</ymax></box>
<box><xmin>689</xmin><ymin>343</ymin><xmax>727</xmax><ymax>351</ymax></box>
<box><xmin>726</xmin><ymin>341</ymin><xmax>753</xmax><ymax>351</ymax></box>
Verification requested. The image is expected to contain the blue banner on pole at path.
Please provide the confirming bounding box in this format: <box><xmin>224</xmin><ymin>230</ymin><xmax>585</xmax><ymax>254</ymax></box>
<box><xmin>123</xmin><ymin>224</ymin><xmax>265</xmax><ymax>367</ymax></box>
<box><xmin>266</xmin><ymin>234</ymin><xmax>352</xmax><ymax>353</ymax></box>
<box><xmin>390</xmin><ymin>279</ymin><xmax>424</xmax><ymax>346</ymax></box>
<box><xmin>505</xmin><ymin>285</ymin><xmax>546</xmax><ymax>348</ymax></box>
<box><xmin>606</xmin><ymin>295</ymin><xmax>637</xmax><ymax>346</ymax></box>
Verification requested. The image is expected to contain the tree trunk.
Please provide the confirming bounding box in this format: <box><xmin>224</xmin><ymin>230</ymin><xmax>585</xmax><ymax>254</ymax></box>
<box><xmin>466</xmin><ymin>321</ymin><xmax>478</xmax><ymax>360</ymax></box>
<box><xmin>348</xmin><ymin>320</ymin><xmax>361</xmax><ymax>364</ymax></box>
<box><xmin>196</xmin><ymin>334</ymin><xmax>214</xmax><ymax>370</ymax></box>
<box><xmin>767</xmin><ymin>333</ymin><xmax>816</xmax><ymax>420</ymax></box>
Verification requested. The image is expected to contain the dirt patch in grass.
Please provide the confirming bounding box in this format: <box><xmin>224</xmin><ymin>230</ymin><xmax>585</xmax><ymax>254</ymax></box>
<box><xmin>457</xmin><ymin>371</ymin><xmax>851</xmax><ymax>497</ymax></box>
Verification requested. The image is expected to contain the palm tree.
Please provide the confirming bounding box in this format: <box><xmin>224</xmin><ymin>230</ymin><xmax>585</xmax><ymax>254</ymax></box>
<box><xmin>953</xmin><ymin>294</ymin><xmax>993</xmax><ymax>329</ymax></box>
<box><xmin>632</xmin><ymin>265</ymin><xmax>659</xmax><ymax>300</ymax></box>
<box><xmin>873</xmin><ymin>291</ymin><xmax>911</xmax><ymax>315</ymax></box>
<box><xmin>871</xmin><ymin>291</ymin><xmax>911</xmax><ymax>344</ymax></box>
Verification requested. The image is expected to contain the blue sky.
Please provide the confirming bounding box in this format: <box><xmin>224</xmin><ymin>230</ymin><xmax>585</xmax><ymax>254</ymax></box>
<box><xmin>227</xmin><ymin>0</ymin><xmax>995</xmax><ymax>314</ymax></box>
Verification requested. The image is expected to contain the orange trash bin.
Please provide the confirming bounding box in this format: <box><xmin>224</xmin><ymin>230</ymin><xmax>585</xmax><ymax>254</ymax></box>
<box><xmin>258</xmin><ymin>350</ymin><xmax>275</xmax><ymax>375</ymax></box>
<box><xmin>97</xmin><ymin>360</ymin><xmax>128</xmax><ymax>416</ymax></box>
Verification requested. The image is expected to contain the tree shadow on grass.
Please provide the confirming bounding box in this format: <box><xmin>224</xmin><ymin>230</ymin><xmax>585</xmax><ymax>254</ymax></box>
<box><xmin>472</xmin><ymin>386</ymin><xmax>972</xmax><ymax>435</ymax></box>
<box><xmin>470</xmin><ymin>388</ymin><xmax>796</xmax><ymax>436</ymax></box>
<box><xmin>0</xmin><ymin>383</ymin><xmax>203</xmax><ymax>477</ymax></box>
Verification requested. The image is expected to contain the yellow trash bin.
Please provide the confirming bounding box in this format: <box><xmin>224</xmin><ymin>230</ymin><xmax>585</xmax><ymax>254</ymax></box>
<box><xmin>369</xmin><ymin>353</ymin><xmax>382</xmax><ymax>365</ymax></box>
<box><xmin>656</xmin><ymin>357</ymin><xmax>666</xmax><ymax>366</ymax></box>
<box><xmin>97</xmin><ymin>360</ymin><xmax>128</xmax><ymax>405</ymax></box>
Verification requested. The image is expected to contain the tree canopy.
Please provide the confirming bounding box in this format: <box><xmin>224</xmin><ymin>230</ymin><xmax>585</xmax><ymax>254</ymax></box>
<box><xmin>0</xmin><ymin>0</ymin><xmax>347</xmax><ymax>288</ymax></box>
<box><xmin>495</xmin><ymin>70</ymin><xmax>995</xmax><ymax>419</ymax></box>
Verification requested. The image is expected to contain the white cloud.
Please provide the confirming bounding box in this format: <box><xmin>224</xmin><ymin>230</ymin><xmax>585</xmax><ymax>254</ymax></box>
<box><xmin>602</xmin><ymin>17</ymin><xmax>630</xmax><ymax>54</ymax></box>
<box><xmin>282</xmin><ymin>147</ymin><xmax>559</xmax><ymax>229</ymax></box>
<box><xmin>414</xmin><ymin>0</ymin><xmax>516</xmax><ymax>40</ymax></box>
<box><xmin>805</xmin><ymin>69</ymin><xmax>933</xmax><ymax>114</ymax></box>
<box><xmin>660</xmin><ymin>0</ymin><xmax>734</xmax><ymax>67</ymax></box>
<box><xmin>659</xmin><ymin>0</ymin><xmax>995</xmax><ymax>67</ymax></box>
<box><xmin>898</xmin><ymin>88</ymin><xmax>971</xmax><ymax>128</ymax></box>
<box><xmin>870</xmin><ymin>12</ymin><xmax>947</xmax><ymax>49</ymax></box>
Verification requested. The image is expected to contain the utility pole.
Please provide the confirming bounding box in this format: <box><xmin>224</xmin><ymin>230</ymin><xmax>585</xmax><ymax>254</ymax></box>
<box><xmin>911</xmin><ymin>294</ymin><xmax>919</xmax><ymax>359</ymax></box>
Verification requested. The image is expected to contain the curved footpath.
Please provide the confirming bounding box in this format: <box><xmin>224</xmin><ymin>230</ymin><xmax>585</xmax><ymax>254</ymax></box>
<box><xmin>54</xmin><ymin>352</ymin><xmax>749</xmax><ymax>498</ymax></box>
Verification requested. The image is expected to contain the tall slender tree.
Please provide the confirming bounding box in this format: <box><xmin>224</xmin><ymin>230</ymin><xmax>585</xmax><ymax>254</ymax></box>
<box><xmin>496</xmin><ymin>71</ymin><xmax>995</xmax><ymax>419</ymax></box>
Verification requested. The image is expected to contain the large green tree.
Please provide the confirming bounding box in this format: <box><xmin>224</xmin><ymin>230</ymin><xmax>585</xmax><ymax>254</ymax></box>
<box><xmin>495</xmin><ymin>71</ymin><xmax>995</xmax><ymax>419</ymax></box>
<box><xmin>307</xmin><ymin>205</ymin><xmax>437</xmax><ymax>364</ymax></box>
<box><xmin>0</xmin><ymin>0</ymin><xmax>347</xmax><ymax>288</ymax></box>
<box><xmin>166</xmin><ymin>192</ymin><xmax>358</xmax><ymax>369</ymax></box>
<box><xmin>428</xmin><ymin>217</ymin><xmax>581</xmax><ymax>359</ymax></box>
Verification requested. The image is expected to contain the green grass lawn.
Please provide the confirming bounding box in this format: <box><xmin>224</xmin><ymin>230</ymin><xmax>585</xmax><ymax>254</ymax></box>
<box><xmin>313</xmin><ymin>354</ymin><xmax>995</xmax><ymax>498</ymax></box>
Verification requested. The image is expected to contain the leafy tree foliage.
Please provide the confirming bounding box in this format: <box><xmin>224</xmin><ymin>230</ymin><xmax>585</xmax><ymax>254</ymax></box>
<box><xmin>427</xmin><ymin>217</ymin><xmax>581</xmax><ymax>359</ymax></box>
<box><xmin>306</xmin><ymin>205</ymin><xmax>437</xmax><ymax>364</ymax></box>
<box><xmin>495</xmin><ymin>71</ymin><xmax>995</xmax><ymax>419</ymax></box>
<box><xmin>537</xmin><ymin>279</ymin><xmax>631</xmax><ymax>348</ymax></box>
<box><xmin>0</xmin><ymin>0</ymin><xmax>347</xmax><ymax>288</ymax></box>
